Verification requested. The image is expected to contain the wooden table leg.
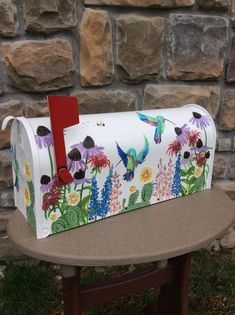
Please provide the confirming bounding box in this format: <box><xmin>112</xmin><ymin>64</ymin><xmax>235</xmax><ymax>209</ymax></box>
<box><xmin>60</xmin><ymin>253</ymin><xmax>192</xmax><ymax>315</ymax></box>
<box><xmin>144</xmin><ymin>253</ymin><xmax>192</xmax><ymax>315</ymax></box>
<box><xmin>61</xmin><ymin>266</ymin><xmax>81</xmax><ymax>315</ymax></box>
<box><xmin>156</xmin><ymin>253</ymin><xmax>193</xmax><ymax>315</ymax></box>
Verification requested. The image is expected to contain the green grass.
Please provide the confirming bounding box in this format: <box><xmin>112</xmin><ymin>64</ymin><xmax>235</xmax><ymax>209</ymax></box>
<box><xmin>189</xmin><ymin>249</ymin><xmax>235</xmax><ymax>315</ymax></box>
<box><xmin>0</xmin><ymin>249</ymin><xmax>234</xmax><ymax>315</ymax></box>
<box><xmin>0</xmin><ymin>261</ymin><xmax>61</xmax><ymax>315</ymax></box>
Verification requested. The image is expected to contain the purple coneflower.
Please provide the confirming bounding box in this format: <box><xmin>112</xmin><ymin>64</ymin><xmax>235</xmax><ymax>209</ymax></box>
<box><xmin>73</xmin><ymin>170</ymin><xmax>91</xmax><ymax>185</ymax></box>
<box><xmin>35</xmin><ymin>126</ymin><xmax>53</xmax><ymax>149</ymax></box>
<box><xmin>71</xmin><ymin>136</ymin><xmax>104</xmax><ymax>160</ymax></box>
<box><xmin>189</xmin><ymin>112</ymin><xmax>210</xmax><ymax>129</ymax></box>
<box><xmin>40</xmin><ymin>175</ymin><xmax>53</xmax><ymax>193</ymax></box>
<box><xmin>174</xmin><ymin>124</ymin><xmax>190</xmax><ymax>145</ymax></box>
<box><xmin>190</xmin><ymin>139</ymin><xmax>209</xmax><ymax>152</ymax></box>
<box><xmin>181</xmin><ymin>151</ymin><xmax>192</xmax><ymax>166</ymax></box>
<box><xmin>67</xmin><ymin>148</ymin><xmax>86</xmax><ymax>172</ymax></box>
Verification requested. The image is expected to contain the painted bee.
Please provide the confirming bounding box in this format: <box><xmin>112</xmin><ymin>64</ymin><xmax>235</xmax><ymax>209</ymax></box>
<box><xmin>96</xmin><ymin>121</ymin><xmax>105</xmax><ymax>127</ymax></box>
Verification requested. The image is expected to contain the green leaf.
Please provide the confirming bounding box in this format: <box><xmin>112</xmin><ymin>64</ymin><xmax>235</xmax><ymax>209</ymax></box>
<box><xmin>189</xmin><ymin>185</ymin><xmax>196</xmax><ymax>194</ymax></box>
<box><xmin>28</xmin><ymin>181</ymin><xmax>35</xmax><ymax>206</ymax></box>
<box><xmin>205</xmin><ymin>164</ymin><xmax>210</xmax><ymax>172</ymax></box>
<box><xmin>187</xmin><ymin>166</ymin><xmax>195</xmax><ymax>175</ymax></box>
<box><xmin>64</xmin><ymin>206</ymin><xmax>80</xmax><ymax>228</ymax></box>
<box><xmin>82</xmin><ymin>186</ymin><xmax>92</xmax><ymax>191</ymax></box>
<box><xmin>181</xmin><ymin>166</ymin><xmax>195</xmax><ymax>177</ymax></box>
<box><xmin>128</xmin><ymin>190</ymin><xmax>139</xmax><ymax>207</ymax></box>
<box><xmin>180</xmin><ymin>169</ymin><xmax>188</xmax><ymax>177</ymax></box>
<box><xmin>80</xmin><ymin>208</ymin><xmax>88</xmax><ymax>225</ymax></box>
<box><xmin>51</xmin><ymin>217</ymin><xmax>69</xmax><ymax>233</ymax></box>
<box><xmin>78</xmin><ymin>196</ymin><xmax>90</xmax><ymax>225</ymax></box>
<box><xmin>188</xmin><ymin>176</ymin><xmax>197</xmax><ymax>185</ymax></box>
<box><xmin>181</xmin><ymin>185</ymin><xmax>187</xmax><ymax>196</ymax></box>
<box><xmin>79</xmin><ymin>195</ymin><xmax>90</xmax><ymax>210</ymax></box>
<box><xmin>60</xmin><ymin>202</ymin><xmax>68</xmax><ymax>215</ymax></box>
<box><xmin>26</xmin><ymin>205</ymin><xmax>36</xmax><ymax>232</ymax></box>
<box><xmin>195</xmin><ymin>172</ymin><xmax>206</xmax><ymax>191</ymax></box>
<box><xmin>126</xmin><ymin>202</ymin><xmax>149</xmax><ymax>212</ymax></box>
<box><xmin>141</xmin><ymin>182</ymin><xmax>153</xmax><ymax>203</ymax></box>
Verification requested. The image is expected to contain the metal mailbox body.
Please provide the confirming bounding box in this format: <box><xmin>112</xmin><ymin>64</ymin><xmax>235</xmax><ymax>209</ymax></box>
<box><xmin>8</xmin><ymin>104</ymin><xmax>216</xmax><ymax>239</ymax></box>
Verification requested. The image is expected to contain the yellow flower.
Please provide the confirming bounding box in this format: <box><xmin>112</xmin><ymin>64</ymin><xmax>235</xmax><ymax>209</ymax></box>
<box><xmin>129</xmin><ymin>185</ymin><xmax>137</xmax><ymax>193</ymax></box>
<box><xmin>24</xmin><ymin>162</ymin><xmax>31</xmax><ymax>182</ymax></box>
<box><xmin>139</xmin><ymin>167</ymin><xmax>153</xmax><ymax>184</ymax></box>
<box><xmin>68</xmin><ymin>192</ymin><xmax>80</xmax><ymax>206</ymax></box>
<box><xmin>23</xmin><ymin>186</ymin><xmax>31</xmax><ymax>206</ymax></box>
<box><xmin>194</xmin><ymin>166</ymin><xmax>203</xmax><ymax>178</ymax></box>
<box><xmin>50</xmin><ymin>212</ymin><xmax>58</xmax><ymax>222</ymax></box>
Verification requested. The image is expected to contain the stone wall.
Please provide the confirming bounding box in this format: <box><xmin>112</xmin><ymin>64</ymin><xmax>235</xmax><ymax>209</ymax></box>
<box><xmin>0</xmin><ymin>0</ymin><xmax>235</xmax><ymax>258</ymax></box>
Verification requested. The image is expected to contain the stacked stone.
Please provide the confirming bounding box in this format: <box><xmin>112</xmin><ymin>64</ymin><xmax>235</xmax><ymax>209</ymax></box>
<box><xmin>0</xmin><ymin>0</ymin><xmax>234</xmax><ymax>257</ymax></box>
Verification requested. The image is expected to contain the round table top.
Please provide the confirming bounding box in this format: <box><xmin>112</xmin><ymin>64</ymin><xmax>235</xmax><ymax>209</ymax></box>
<box><xmin>8</xmin><ymin>188</ymin><xmax>234</xmax><ymax>267</ymax></box>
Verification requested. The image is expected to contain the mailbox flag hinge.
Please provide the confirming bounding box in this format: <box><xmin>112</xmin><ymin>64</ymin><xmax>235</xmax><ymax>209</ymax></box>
<box><xmin>48</xmin><ymin>96</ymin><xmax>79</xmax><ymax>184</ymax></box>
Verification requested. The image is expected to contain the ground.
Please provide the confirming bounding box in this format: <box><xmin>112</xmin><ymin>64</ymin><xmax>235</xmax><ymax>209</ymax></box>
<box><xmin>0</xmin><ymin>249</ymin><xmax>234</xmax><ymax>315</ymax></box>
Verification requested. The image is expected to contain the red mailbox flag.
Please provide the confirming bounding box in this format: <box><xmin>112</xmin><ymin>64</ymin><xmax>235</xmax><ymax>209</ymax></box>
<box><xmin>48</xmin><ymin>96</ymin><xmax>79</xmax><ymax>184</ymax></box>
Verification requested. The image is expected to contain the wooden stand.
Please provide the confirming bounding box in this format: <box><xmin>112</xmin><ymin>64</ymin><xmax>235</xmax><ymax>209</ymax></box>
<box><xmin>8</xmin><ymin>190</ymin><xmax>234</xmax><ymax>315</ymax></box>
<box><xmin>62</xmin><ymin>253</ymin><xmax>192</xmax><ymax>315</ymax></box>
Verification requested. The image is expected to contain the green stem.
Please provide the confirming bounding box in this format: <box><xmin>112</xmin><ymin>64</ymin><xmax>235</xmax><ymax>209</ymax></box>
<box><xmin>80</xmin><ymin>155</ymin><xmax>89</xmax><ymax>201</ymax></box>
<box><xmin>48</xmin><ymin>147</ymin><xmax>54</xmax><ymax>178</ymax></box>
<box><xmin>186</xmin><ymin>171</ymin><xmax>190</xmax><ymax>195</ymax></box>
<box><xmin>80</xmin><ymin>184</ymin><xmax>84</xmax><ymax>202</ymax></box>
<box><xmin>202</xmin><ymin>125</ymin><xmax>207</xmax><ymax>146</ymax></box>
<box><xmin>57</xmin><ymin>202</ymin><xmax>62</xmax><ymax>214</ymax></box>
<box><xmin>203</xmin><ymin>165</ymin><xmax>206</xmax><ymax>189</ymax></box>
<box><xmin>64</xmin><ymin>185</ymin><xmax>66</xmax><ymax>197</ymax></box>
<box><xmin>189</xmin><ymin>160</ymin><xmax>194</xmax><ymax>168</ymax></box>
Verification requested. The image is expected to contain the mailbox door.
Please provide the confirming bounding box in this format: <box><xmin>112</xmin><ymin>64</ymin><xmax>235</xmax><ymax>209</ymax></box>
<box><xmin>10</xmin><ymin>118</ymin><xmax>40</xmax><ymax>235</ymax></box>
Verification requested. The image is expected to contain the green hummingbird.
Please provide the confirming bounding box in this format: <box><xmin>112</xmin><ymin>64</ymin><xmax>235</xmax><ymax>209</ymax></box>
<box><xmin>116</xmin><ymin>135</ymin><xmax>149</xmax><ymax>182</ymax></box>
<box><xmin>137</xmin><ymin>112</ymin><xmax>175</xmax><ymax>144</ymax></box>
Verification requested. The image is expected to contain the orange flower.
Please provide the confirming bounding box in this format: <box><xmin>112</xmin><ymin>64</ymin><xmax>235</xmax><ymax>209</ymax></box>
<box><xmin>139</xmin><ymin>167</ymin><xmax>153</xmax><ymax>184</ymax></box>
<box><xmin>68</xmin><ymin>192</ymin><xmax>80</xmax><ymax>206</ymax></box>
<box><xmin>129</xmin><ymin>185</ymin><xmax>137</xmax><ymax>193</ymax></box>
<box><xmin>194</xmin><ymin>166</ymin><xmax>203</xmax><ymax>178</ymax></box>
<box><xmin>50</xmin><ymin>212</ymin><xmax>58</xmax><ymax>222</ymax></box>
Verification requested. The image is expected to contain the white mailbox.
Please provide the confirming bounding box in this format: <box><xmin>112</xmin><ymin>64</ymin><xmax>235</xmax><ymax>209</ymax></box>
<box><xmin>3</xmin><ymin>96</ymin><xmax>216</xmax><ymax>239</ymax></box>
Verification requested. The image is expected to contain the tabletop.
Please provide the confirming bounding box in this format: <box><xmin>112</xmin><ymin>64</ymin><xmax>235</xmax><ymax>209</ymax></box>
<box><xmin>7</xmin><ymin>188</ymin><xmax>234</xmax><ymax>267</ymax></box>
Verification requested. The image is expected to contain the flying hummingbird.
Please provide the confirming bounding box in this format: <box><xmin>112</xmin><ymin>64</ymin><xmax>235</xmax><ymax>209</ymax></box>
<box><xmin>137</xmin><ymin>113</ymin><xmax>175</xmax><ymax>144</ymax></box>
<box><xmin>116</xmin><ymin>136</ymin><xmax>149</xmax><ymax>182</ymax></box>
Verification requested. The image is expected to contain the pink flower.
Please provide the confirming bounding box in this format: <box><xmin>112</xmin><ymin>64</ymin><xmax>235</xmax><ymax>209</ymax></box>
<box><xmin>167</xmin><ymin>140</ymin><xmax>182</xmax><ymax>156</ymax></box>
<box><xmin>42</xmin><ymin>189</ymin><xmax>62</xmax><ymax>211</ymax></box>
<box><xmin>89</xmin><ymin>153</ymin><xmax>110</xmax><ymax>171</ymax></box>
<box><xmin>188</xmin><ymin>130</ymin><xmax>201</xmax><ymax>147</ymax></box>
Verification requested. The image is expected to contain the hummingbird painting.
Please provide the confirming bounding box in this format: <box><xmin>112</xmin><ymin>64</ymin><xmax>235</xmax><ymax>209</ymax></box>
<box><xmin>10</xmin><ymin>144</ymin><xmax>19</xmax><ymax>192</ymax></box>
<box><xmin>116</xmin><ymin>135</ymin><xmax>149</xmax><ymax>182</ymax></box>
<box><xmin>137</xmin><ymin>113</ymin><xmax>175</xmax><ymax>144</ymax></box>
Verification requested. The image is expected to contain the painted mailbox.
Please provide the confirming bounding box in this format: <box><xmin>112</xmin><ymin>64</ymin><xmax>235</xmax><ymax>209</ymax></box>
<box><xmin>3</xmin><ymin>97</ymin><xmax>216</xmax><ymax>239</ymax></box>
